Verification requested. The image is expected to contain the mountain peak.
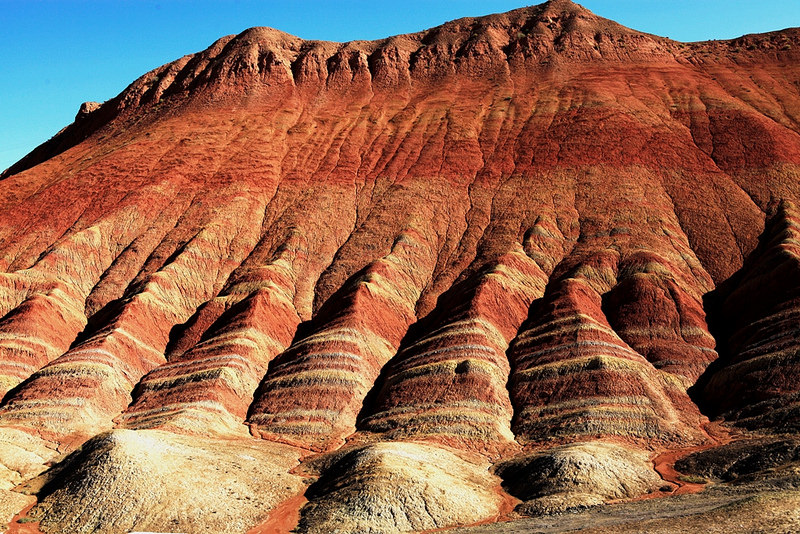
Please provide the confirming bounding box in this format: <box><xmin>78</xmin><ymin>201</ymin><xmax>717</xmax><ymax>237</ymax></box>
<box><xmin>2</xmin><ymin>1</ymin><xmax>800</xmax><ymax>533</ymax></box>
<box><xmin>84</xmin><ymin>1</ymin><xmax>659</xmax><ymax>107</ymax></box>
<box><xmin>4</xmin><ymin>0</ymin><xmax>799</xmax><ymax>181</ymax></box>
<box><xmin>542</xmin><ymin>0</ymin><xmax>587</xmax><ymax>12</ymax></box>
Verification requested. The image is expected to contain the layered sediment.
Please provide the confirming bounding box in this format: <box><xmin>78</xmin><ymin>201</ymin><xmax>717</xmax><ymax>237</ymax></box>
<box><xmin>2</xmin><ymin>0</ymin><xmax>800</xmax><ymax>532</ymax></box>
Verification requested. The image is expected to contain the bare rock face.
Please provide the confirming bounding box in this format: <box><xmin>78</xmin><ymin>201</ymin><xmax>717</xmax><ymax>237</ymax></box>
<box><xmin>75</xmin><ymin>101</ymin><xmax>101</xmax><ymax>120</ymax></box>
<box><xmin>298</xmin><ymin>442</ymin><xmax>502</xmax><ymax>533</ymax></box>
<box><xmin>496</xmin><ymin>441</ymin><xmax>663</xmax><ymax>515</ymax></box>
<box><xmin>702</xmin><ymin>201</ymin><xmax>800</xmax><ymax>431</ymax></box>
<box><xmin>1</xmin><ymin>0</ymin><xmax>800</xmax><ymax>531</ymax></box>
<box><xmin>248</xmin><ymin>225</ymin><xmax>439</xmax><ymax>451</ymax></box>
<box><xmin>675</xmin><ymin>436</ymin><xmax>800</xmax><ymax>482</ymax></box>
<box><xmin>24</xmin><ymin>429</ymin><xmax>305</xmax><ymax>534</ymax></box>
<box><xmin>508</xmin><ymin>276</ymin><xmax>707</xmax><ymax>448</ymax></box>
<box><xmin>0</xmin><ymin>428</ymin><xmax>53</xmax><ymax>529</ymax></box>
<box><xmin>118</xmin><ymin>234</ymin><xmax>305</xmax><ymax>437</ymax></box>
<box><xmin>359</xmin><ymin>247</ymin><xmax>552</xmax><ymax>456</ymax></box>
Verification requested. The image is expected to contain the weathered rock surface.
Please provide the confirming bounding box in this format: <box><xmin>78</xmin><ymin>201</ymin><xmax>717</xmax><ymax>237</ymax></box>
<box><xmin>75</xmin><ymin>102</ymin><xmax>101</xmax><ymax>121</ymax></box>
<box><xmin>297</xmin><ymin>442</ymin><xmax>502</xmax><ymax>533</ymax></box>
<box><xmin>451</xmin><ymin>483</ymin><xmax>800</xmax><ymax>533</ymax></box>
<box><xmin>675</xmin><ymin>435</ymin><xmax>800</xmax><ymax>482</ymax></box>
<box><xmin>248</xmin><ymin>224</ymin><xmax>438</xmax><ymax>451</ymax></box>
<box><xmin>496</xmin><ymin>441</ymin><xmax>663</xmax><ymax>515</ymax></box>
<box><xmin>508</xmin><ymin>274</ymin><xmax>708</xmax><ymax>448</ymax></box>
<box><xmin>1</xmin><ymin>0</ymin><xmax>800</xmax><ymax>531</ymax></box>
<box><xmin>0</xmin><ymin>428</ymin><xmax>54</xmax><ymax>531</ymax></box>
<box><xmin>22</xmin><ymin>429</ymin><xmax>305</xmax><ymax>534</ymax></box>
<box><xmin>359</xmin><ymin>246</ymin><xmax>553</xmax><ymax>456</ymax></box>
<box><xmin>702</xmin><ymin>201</ymin><xmax>800</xmax><ymax>431</ymax></box>
<box><xmin>118</xmin><ymin>232</ymin><xmax>305</xmax><ymax>437</ymax></box>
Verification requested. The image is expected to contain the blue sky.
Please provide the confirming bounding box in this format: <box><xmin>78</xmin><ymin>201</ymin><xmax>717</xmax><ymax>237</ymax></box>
<box><xmin>2</xmin><ymin>0</ymin><xmax>799</xmax><ymax>172</ymax></box>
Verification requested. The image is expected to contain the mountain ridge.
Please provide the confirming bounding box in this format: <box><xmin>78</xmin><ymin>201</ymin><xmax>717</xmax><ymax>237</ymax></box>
<box><xmin>1</xmin><ymin>1</ymin><xmax>800</xmax><ymax>532</ymax></box>
<box><xmin>4</xmin><ymin>0</ymin><xmax>799</xmax><ymax>180</ymax></box>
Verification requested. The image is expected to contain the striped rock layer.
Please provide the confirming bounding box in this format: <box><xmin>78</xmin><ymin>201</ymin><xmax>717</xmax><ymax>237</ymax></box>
<box><xmin>703</xmin><ymin>201</ymin><xmax>800</xmax><ymax>431</ymax></box>
<box><xmin>360</xmin><ymin>246</ymin><xmax>554</xmax><ymax>455</ymax></box>
<box><xmin>0</xmin><ymin>0</ymin><xmax>800</xmax><ymax>532</ymax></box>
<box><xmin>248</xmin><ymin>225</ymin><xmax>438</xmax><ymax>450</ymax></box>
<box><xmin>117</xmin><ymin>233</ymin><xmax>305</xmax><ymax>436</ymax></box>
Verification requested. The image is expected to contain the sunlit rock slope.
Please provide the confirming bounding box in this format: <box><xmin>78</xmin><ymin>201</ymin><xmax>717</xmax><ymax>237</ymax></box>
<box><xmin>2</xmin><ymin>0</ymin><xmax>800</xmax><ymax>532</ymax></box>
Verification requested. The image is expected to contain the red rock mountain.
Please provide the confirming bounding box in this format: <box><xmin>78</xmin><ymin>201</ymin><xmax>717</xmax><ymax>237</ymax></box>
<box><xmin>1</xmin><ymin>1</ymin><xmax>800</xmax><ymax>532</ymax></box>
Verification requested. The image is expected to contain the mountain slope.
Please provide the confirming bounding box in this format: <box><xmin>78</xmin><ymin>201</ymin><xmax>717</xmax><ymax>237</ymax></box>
<box><xmin>1</xmin><ymin>1</ymin><xmax>800</xmax><ymax>532</ymax></box>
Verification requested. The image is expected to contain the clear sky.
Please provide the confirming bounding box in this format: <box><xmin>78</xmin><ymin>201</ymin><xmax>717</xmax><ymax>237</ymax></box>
<box><xmin>2</xmin><ymin>0</ymin><xmax>799</xmax><ymax>172</ymax></box>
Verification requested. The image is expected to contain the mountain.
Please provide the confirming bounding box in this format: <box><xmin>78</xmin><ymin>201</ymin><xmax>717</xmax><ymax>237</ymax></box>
<box><xmin>2</xmin><ymin>0</ymin><xmax>800</xmax><ymax>532</ymax></box>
